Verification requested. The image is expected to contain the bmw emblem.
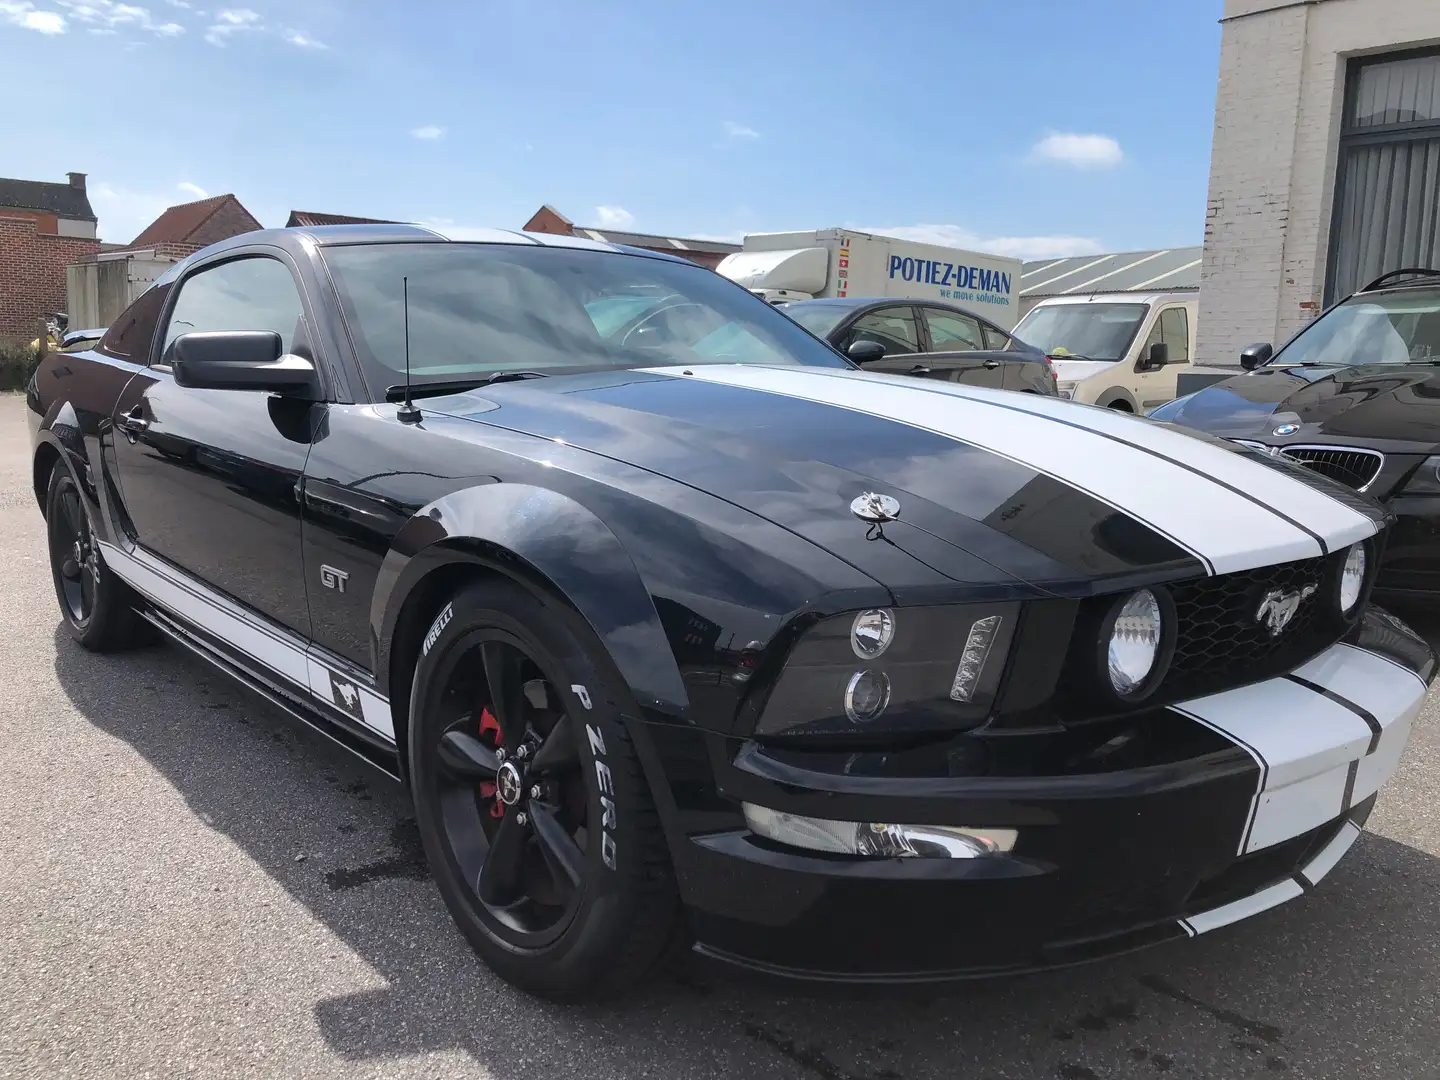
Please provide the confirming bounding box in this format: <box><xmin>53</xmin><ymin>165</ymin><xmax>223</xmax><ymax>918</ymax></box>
<box><xmin>1272</xmin><ymin>423</ymin><xmax>1300</xmax><ymax>437</ymax></box>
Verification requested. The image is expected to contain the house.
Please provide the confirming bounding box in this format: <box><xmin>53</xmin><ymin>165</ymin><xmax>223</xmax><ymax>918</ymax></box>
<box><xmin>0</xmin><ymin>172</ymin><xmax>101</xmax><ymax>343</ymax></box>
<box><xmin>522</xmin><ymin>205</ymin><xmax>740</xmax><ymax>270</ymax></box>
<box><xmin>125</xmin><ymin>193</ymin><xmax>262</xmax><ymax>254</ymax></box>
<box><xmin>1198</xmin><ymin>0</ymin><xmax>1440</xmax><ymax>366</ymax></box>
<box><xmin>1019</xmin><ymin>247</ymin><xmax>1202</xmax><ymax>316</ymax></box>
<box><xmin>286</xmin><ymin>210</ymin><xmax>400</xmax><ymax>227</ymax></box>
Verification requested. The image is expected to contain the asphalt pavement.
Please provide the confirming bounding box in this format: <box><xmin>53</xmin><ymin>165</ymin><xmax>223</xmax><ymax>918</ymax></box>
<box><xmin>3</xmin><ymin>391</ymin><xmax>1439</xmax><ymax>1080</ymax></box>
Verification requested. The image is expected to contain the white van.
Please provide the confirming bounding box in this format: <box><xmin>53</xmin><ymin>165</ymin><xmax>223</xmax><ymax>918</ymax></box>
<box><xmin>1011</xmin><ymin>292</ymin><xmax>1198</xmax><ymax>412</ymax></box>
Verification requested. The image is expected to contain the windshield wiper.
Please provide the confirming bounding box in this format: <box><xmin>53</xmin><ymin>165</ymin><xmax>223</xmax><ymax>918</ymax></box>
<box><xmin>383</xmin><ymin>371</ymin><xmax>549</xmax><ymax>402</ymax></box>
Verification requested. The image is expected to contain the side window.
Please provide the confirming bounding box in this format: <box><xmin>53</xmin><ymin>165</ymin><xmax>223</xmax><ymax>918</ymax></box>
<box><xmin>982</xmin><ymin>324</ymin><xmax>1010</xmax><ymax>350</ymax></box>
<box><xmin>97</xmin><ymin>282</ymin><xmax>171</xmax><ymax>362</ymax></box>
<box><xmin>848</xmin><ymin>308</ymin><xmax>921</xmax><ymax>356</ymax></box>
<box><xmin>161</xmin><ymin>257</ymin><xmax>306</xmax><ymax>358</ymax></box>
<box><xmin>1160</xmin><ymin>307</ymin><xmax>1189</xmax><ymax>362</ymax></box>
<box><xmin>924</xmin><ymin>308</ymin><xmax>985</xmax><ymax>350</ymax></box>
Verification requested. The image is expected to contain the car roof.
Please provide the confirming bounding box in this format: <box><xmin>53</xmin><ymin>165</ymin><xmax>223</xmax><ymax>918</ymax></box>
<box><xmin>1028</xmin><ymin>291</ymin><xmax>1188</xmax><ymax>308</ymax></box>
<box><xmin>1355</xmin><ymin>268</ymin><xmax>1440</xmax><ymax>294</ymax></box>
<box><xmin>185</xmin><ymin>224</ymin><xmax>694</xmax><ymax>264</ymax></box>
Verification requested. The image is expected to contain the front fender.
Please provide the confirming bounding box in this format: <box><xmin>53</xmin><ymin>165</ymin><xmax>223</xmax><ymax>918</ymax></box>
<box><xmin>372</xmin><ymin>483</ymin><xmax>687</xmax><ymax>719</ymax></box>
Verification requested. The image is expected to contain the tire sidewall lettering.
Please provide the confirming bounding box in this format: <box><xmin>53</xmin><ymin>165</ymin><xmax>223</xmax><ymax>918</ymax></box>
<box><xmin>587</xmin><ymin>721</ymin><xmax>617</xmax><ymax>871</ymax></box>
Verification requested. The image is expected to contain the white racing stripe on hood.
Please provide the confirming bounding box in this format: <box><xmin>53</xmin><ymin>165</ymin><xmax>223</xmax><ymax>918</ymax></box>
<box><xmin>650</xmin><ymin>366</ymin><xmax>1353</xmax><ymax>575</ymax></box>
<box><xmin>872</xmin><ymin>375</ymin><xmax>1378</xmax><ymax>548</ymax></box>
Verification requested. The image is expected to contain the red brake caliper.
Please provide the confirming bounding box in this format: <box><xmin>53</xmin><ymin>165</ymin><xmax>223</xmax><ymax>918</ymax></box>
<box><xmin>478</xmin><ymin>706</ymin><xmax>504</xmax><ymax>818</ymax></box>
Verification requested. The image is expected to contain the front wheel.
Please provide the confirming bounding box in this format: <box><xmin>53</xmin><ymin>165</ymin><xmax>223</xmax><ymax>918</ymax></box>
<box><xmin>407</xmin><ymin>578</ymin><xmax>680</xmax><ymax>999</ymax></box>
<box><xmin>45</xmin><ymin>467</ymin><xmax>146</xmax><ymax>651</ymax></box>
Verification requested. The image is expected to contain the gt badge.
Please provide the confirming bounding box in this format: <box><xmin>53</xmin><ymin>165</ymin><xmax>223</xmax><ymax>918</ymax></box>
<box><xmin>1272</xmin><ymin>423</ymin><xmax>1300</xmax><ymax>436</ymax></box>
<box><xmin>329</xmin><ymin>671</ymin><xmax>363</xmax><ymax>718</ymax></box>
<box><xmin>320</xmin><ymin>564</ymin><xmax>349</xmax><ymax>592</ymax></box>
<box><xmin>1256</xmin><ymin>585</ymin><xmax>1317</xmax><ymax>636</ymax></box>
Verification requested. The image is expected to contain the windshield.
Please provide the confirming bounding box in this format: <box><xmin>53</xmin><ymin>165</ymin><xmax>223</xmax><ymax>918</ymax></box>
<box><xmin>1272</xmin><ymin>288</ymin><xmax>1440</xmax><ymax>366</ymax></box>
<box><xmin>781</xmin><ymin>303</ymin><xmax>850</xmax><ymax>339</ymax></box>
<box><xmin>322</xmin><ymin>243</ymin><xmax>851</xmax><ymax>390</ymax></box>
<box><xmin>1011</xmin><ymin>303</ymin><xmax>1148</xmax><ymax>361</ymax></box>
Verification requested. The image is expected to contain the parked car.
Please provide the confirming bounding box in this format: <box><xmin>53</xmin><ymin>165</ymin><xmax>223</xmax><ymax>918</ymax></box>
<box><xmin>1012</xmin><ymin>292</ymin><xmax>1197</xmax><ymax>411</ymax></box>
<box><xmin>781</xmin><ymin>296</ymin><xmax>1058</xmax><ymax>394</ymax></box>
<box><xmin>1151</xmin><ymin>268</ymin><xmax>1440</xmax><ymax>603</ymax></box>
<box><xmin>28</xmin><ymin>225</ymin><xmax>1434</xmax><ymax>998</ymax></box>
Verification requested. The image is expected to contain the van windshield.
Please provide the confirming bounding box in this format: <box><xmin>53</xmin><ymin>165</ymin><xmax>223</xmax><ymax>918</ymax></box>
<box><xmin>1271</xmin><ymin>288</ymin><xmax>1440</xmax><ymax>366</ymax></box>
<box><xmin>1012</xmin><ymin>303</ymin><xmax>1148</xmax><ymax>361</ymax></box>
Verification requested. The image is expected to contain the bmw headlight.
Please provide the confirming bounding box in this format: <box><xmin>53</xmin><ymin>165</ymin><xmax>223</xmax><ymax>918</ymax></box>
<box><xmin>1400</xmin><ymin>455</ymin><xmax>1440</xmax><ymax>495</ymax></box>
<box><xmin>1339</xmin><ymin>543</ymin><xmax>1366</xmax><ymax>613</ymax></box>
<box><xmin>753</xmin><ymin>603</ymin><xmax>1019</xmax><ymax>739</ymax></box>
<box><xmin>1099</xmin><ymin>588</ymin><xmax>1173</xmax><ymax>700</ymax></box>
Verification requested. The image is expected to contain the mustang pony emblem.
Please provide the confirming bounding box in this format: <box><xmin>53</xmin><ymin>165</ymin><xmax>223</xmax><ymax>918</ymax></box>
<box><xmin>1255</xmin><ymin>585</ymin><xmax>1317</xmax><ymax>636</ymax></box>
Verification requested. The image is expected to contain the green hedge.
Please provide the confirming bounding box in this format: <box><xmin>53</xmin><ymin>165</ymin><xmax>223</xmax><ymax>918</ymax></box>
<box><xmin>0</xmin><ymin>343</ymin><xmax>42</xmax><ymax>392</ymax></box>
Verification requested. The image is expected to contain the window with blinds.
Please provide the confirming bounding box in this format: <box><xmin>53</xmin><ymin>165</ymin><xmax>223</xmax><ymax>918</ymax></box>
<box><xmin>1328</xmin><ymin>49</ymin><xmax>1440</xmax><ymax>303</ymax></box>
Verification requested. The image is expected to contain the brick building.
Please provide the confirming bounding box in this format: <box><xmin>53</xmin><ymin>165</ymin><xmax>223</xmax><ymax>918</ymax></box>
<box><xmin>125</xmin><ymin>193</ymin><xmax>262</xmax><ymax>254</ymax></box>
<box><xmin>0</xmin><ymin>172</ymin><xmax>100</xmax><ymax>342</ymax></box>
<box><xmin>286</xmin><ymin>210</ymin><xmax>399</xmax><ymax>227</ymax></box>
<box><xmin>1198</xmin><ymin>0</ymin><xmax>1440</xmax><ymax>366</ymax></box>
<box><xmin>522</xmin><ymin>205</ymin><xmax>739</xmax><ymax>269</ymax></box>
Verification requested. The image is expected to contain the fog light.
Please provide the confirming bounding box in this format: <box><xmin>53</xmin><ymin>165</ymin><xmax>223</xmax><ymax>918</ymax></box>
<box><xmin>850</xmin><ymin>608</ymin><xmax>895</xmax><ymax>658</ymax></box>
<box><xmin>951</xmin><ymin>614</ymin><xmax>1003</xmax><ymax>702</ymax></box>
<box><xmin>1340</xmin><ymin>543</ymin><xmax>1365</xmax><ymax>613</ymax></box>
<box><xmin>844</xmin><ymin>670</ymin><xmax>891</xmax><ymax>722</ymax></box>
<box><xmin>743</xmin><ymin>804</ymin><xmax>1017</xmax><ymax>859</ymax></box>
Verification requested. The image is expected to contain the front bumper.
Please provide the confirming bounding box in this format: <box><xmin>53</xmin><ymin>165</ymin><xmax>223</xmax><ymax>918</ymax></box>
<box><xmin>647</xmin><ymin>607</ymin><xmax>1433</xmax><ymax>982</ymax></box>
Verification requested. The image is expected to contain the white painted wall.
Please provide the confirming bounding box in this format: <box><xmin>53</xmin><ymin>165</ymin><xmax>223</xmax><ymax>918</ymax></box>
<box><xmin>56</xmin><ymin>217</ymin><xmax>97</xmax><ymax>239</ymax></box>
<box><xmin>1198</xmin><ymin>0</ymin><xmax>1440</xmax><ymax>367</ymax></box>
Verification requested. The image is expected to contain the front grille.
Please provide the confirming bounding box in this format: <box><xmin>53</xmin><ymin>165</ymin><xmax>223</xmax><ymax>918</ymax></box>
<box><xmin>1162</xmin><ymin>554</ymin><xmax>1343</xmax><ymax>701</ymax></box>
<box><xmin>1278</xmin><ymin>446</ymin><xmax>1383</xmax><ymax>491</ymax></box>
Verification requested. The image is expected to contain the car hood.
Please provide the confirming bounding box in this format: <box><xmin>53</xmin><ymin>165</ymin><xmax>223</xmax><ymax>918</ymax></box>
<box><xmin>1153</xmin><ymin>363</ymin><xmax>1440</xmax><ymax>452</ymax></box>
<box><xmin>425</xmin><ymin>365</ymin><xmax>1384</xmax><ymax>599</ymax></box>
<box><xmin>1049</xmin><ymin>359</ymin><xmax>1116</xmax><ymax>384</ymax></box>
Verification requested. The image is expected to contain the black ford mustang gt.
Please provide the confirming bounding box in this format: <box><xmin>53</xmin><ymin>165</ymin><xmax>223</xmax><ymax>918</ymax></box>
<box><xmin>26</xmin><ymin>225</ymin><xmax>1436</xmax><ymax>998</ymax></box>
<box><xmin>1152</xmin><ymin>270</ymin><xmax>1440</xmax><ymax>604</ymax></box>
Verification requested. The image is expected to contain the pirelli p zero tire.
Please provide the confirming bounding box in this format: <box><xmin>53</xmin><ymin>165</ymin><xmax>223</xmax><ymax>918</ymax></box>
<box><xmin>45</xmin><ymin>467</ymin><xmax>146</xmax><ymax>652</ymax></box>
<box><xmin>407</xmin><ymin>577</ymin><xmax>680</xmax><ymax>999</ymax></box>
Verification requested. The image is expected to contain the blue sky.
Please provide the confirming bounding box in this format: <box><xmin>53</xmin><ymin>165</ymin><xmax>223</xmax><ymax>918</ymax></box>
<box><xmin>1</xmin><ymin>0</ymin><xmax>1223</xmax><ymax>259</ymax></box>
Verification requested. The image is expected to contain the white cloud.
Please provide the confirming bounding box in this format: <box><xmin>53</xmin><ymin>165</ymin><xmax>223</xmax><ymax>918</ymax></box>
<box><xmin>722</xmin><ymin>120</ymin><xmax>759</xmax><ymax>139</ymax></box>
<box><xmin>1030</xmin><ymin>132</ymin><xmax>1123</xmax><ymax>169</ymax></box>
<box><xmin>283</xmin><ymin>28</ymin><xmax>324</xmax><ymax>48</ymax></box>
<box><xmin>410</xmin><ymin>124</ymin><xmax>445</xmax><ymax>140</ymax></box>
<box><xmin>1</xmin><ymin>3</ymin><xmax>68</xmax><ymax>33</ymax></box>
<box><xmin>53</xmin><ymin>0</ymin><xmax>186</xmax><ymax>35</ymax></box>
<box><xmin>204</xmin><ymin>6</ymin><xmax>257</xmax><ymax>44</ymax></box>
<box><xmin>594</xmin><ymin>205</ymin><xmax>635</xmax><ymax>229</ymax></box>
<box><xmin>90</xmin><ymin>180</ymin><xmax>216</xmax><ymax>241</ymax></box>
<box><xmin>862</xmin><ymin>224</ymin><xmax>1105</xmax><ymax>262</ymax></box>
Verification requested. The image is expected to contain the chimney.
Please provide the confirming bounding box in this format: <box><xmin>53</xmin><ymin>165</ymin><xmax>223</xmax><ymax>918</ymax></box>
<box><xmin>68</xmin><ymin>172</ymin><xmax>87</xmax><ymax>191</ymax></box>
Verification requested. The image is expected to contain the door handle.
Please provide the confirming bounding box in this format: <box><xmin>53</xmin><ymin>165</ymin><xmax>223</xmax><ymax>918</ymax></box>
<box><xmin>118</xmin><ymin>406</ymin><xmax>148</xmax><ymax>442</ymax></box>
<box><xmin>908</xmin><ymin>365</ymin><xmax>931</xmax><ymax>375</ymax></box>
<box><xmin>983</xmin><ymin>360</ymin><xmax>1001</xmax><ymax>369</ymax></box>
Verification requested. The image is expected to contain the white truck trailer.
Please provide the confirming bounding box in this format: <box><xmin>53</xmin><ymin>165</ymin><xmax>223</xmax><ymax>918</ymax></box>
<box><xmin>717</xmin><ymin>228</ymin><xmax>1023</xmax><ymax>330</ymax></box>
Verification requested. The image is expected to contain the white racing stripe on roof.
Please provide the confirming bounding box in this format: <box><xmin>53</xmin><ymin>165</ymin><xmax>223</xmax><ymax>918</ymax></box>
<box><xmin>651</xmin><ymin>366</ymin><xmax>1330</xmax><ymax>574</ymax></box>
<box><xmin>886</xmin><ymin>380</ymin><xmax>1378</xmax><ymax>551</ymax></box>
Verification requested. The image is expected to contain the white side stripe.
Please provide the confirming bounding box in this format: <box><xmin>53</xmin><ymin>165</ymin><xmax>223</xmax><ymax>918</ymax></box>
<box><xmin>651</xmin><ymin>366</ymin><xmax>1346</xmax><ymax>575</ymax></box>
<box><xmin>99</xmin><ymin>541</ymin><xmax>395</xmax><ymax>742</ymax></box>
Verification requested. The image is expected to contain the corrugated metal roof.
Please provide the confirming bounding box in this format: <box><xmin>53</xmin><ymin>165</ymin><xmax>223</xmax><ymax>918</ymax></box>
<box><xmin>1021</xmin><ymin>246</ymin><xmax>1202</xmax><ymax>296</ymax></box>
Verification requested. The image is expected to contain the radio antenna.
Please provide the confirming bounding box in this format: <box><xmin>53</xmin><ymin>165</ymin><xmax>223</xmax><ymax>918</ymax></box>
<box><xmin>397</xmin><ymin>275</ymin><xmax>421</xmax><ymax>424</ymax></box>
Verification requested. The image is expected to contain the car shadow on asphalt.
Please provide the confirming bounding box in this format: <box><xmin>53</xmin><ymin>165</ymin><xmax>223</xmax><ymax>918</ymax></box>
<box><xmin>50</xmin><ymin>620</ymin><xmax>1440</xmax><ymax>1080</ymax></box>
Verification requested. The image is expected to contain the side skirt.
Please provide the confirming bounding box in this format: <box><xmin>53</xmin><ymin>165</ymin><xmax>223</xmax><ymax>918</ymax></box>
<box><xmin>136</xmin><ymin>606</ymin><xmax>403</xmax><ymax>782</ymax></box>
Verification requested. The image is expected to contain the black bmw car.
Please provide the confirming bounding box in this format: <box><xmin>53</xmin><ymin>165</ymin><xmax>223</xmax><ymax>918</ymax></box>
<box><xmin>26</xmin><ymin>225</ymin><xmax>1434</xmax><ymax>998</ymax></box>
<box><xmin>1152</xmin><ymin>269</ymin><xmax>1440</xmax><ymax>603</ymax></box>
<box><xmin>780</xmin><ymin>296</ymin><xmax>1058</xmax><ymax>394</ymax></box>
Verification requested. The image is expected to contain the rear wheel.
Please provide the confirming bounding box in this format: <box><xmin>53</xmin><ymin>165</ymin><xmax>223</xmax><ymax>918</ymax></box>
<box><xmin>45</xmin><ymin>468</ymin><xmax>146</xmax><ymax>651</ymax></box>
<box><xmin>1107</xmin><ymin>400</ymin><xmax>1134</xmax><ymax>412</ymax></box>
<box><xmin>408</xmin><ymin>578</ymin><xmax>679</xmax><ymax>998</ymax></box>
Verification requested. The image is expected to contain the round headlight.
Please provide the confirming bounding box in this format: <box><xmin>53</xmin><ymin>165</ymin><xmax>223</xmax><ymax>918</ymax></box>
<box><xmin>1108</xmin><ymin>589</ymin><xmax>1163</xmax><ymax>696</ymax></box>
<box><xmin>844</xmin><ymin>670</ymin><xmax>891</xmax><ymax>722</ymax></box>
<box><xmin>851</xmin><ymin>609</ymin><xmax>896</xmax><ymax>659</ymax></box>
<box><xmin>1340</xmin><ymin>543</ymin><xmax>1366</xmax><ymax>613</ymax></box>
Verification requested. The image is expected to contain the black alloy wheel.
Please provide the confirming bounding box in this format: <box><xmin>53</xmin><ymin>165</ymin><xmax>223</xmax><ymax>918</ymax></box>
<box><xmin>432</xmin><ymin>631</ymin><xmax>590</xmax><ymax>946</ymax></box>
<box><xmin>50</xmin><ymin>477</ymin><xmax>98</xmax><ymax>626</ymax></box>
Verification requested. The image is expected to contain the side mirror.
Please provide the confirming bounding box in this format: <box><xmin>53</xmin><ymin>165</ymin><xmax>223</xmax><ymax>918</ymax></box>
<box><xmin>1138</xmin><ymin>341</ymin><xmax>1168</xmax><ymax>372</ymax></box>
<box><xmin>1239</xmin><ymin>342</ymin><xmax>1273</xmax><ymax>370</ymax></box>
<box><xmin>170</xmin><ymin>331</ymin><xmax>316</xmax><ymax>395</ymax></box>
<box><xmin>848</xmin><ymin>339</ymin><xmax>888</xmax><ymax>363</ymax></box>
